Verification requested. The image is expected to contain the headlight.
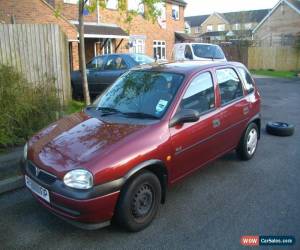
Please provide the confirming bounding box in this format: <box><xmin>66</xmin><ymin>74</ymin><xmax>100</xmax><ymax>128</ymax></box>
<box><xmin>63</xmin><ymin>169</ymin><xmax>93</xmax><ymax>189</ymax></box>
<box><xmin>24</xmin><ymin>143</ymin><xmax>28</xmax><ymax>160</ymax></box>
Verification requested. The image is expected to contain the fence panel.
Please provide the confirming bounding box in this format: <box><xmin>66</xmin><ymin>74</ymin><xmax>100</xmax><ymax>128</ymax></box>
<box><xmin>0</xmin><ymin>24</ymin><xmax>71</xmax><ymax>104</ymax></box>
<box><xmin>248</xmin><ymin>46</ymin><xmax>300</xmax><ymax>71</ymax></box>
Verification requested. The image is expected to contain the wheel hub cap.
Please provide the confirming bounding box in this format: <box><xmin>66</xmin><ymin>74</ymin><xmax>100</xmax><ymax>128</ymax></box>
<box><xmin>247</xmin><ymin>128</ymin><xmax>258</xmax><ymax>155</ymax></box>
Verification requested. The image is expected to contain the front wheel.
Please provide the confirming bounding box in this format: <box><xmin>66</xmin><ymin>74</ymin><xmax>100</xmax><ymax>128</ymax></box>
<box><xmin>114</xmin><ymin>170</ymin><xmax>161</xmax><ymax>232</ymax></box>
<box><xmin>237</xmin><ymin>123</ymin><xmax>259</xmax><ymax>161</ymax></box>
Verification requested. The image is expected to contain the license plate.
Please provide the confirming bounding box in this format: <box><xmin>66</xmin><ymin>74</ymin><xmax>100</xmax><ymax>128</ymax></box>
<box><xmin>25</xmin><ymin>175</ymin><xmax>50</xmax><ymax>203</ymax></box>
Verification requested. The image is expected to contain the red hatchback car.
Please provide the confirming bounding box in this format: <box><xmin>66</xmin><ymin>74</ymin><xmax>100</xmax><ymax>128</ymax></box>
<box><xmin>23</xmin><ymin>61</ymin><xmax>261</xmax><ymax>231</ymax></box>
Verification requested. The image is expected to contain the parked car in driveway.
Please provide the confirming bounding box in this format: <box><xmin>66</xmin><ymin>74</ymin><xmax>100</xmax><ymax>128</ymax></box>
<box><xmin>23</xmin><ymin>61</ymin><xmax>261</xmax><ymax>232</ymax></box>
<box><xmin>71</xmin><ymin>53</ymin><xmax>155</xmax><ymax>96</ymax></box>
<box><xmin>172</xmin><ymin>43</ymin><xmax>227</xmax><ymax>62</ymax></box>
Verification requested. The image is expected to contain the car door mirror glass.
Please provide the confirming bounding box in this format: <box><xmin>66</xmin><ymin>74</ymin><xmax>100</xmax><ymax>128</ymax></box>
<box><xmin>169</xmin><ymin>109</ymin><xmax>199</xmax><ymax>127</ymax></box>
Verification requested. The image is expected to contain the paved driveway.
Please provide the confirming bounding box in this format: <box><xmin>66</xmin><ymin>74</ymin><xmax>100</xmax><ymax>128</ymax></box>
<box><xmin>1</xmin><ymin>77</ymin><xmax>299</xmax><ymax>250</ymax></box>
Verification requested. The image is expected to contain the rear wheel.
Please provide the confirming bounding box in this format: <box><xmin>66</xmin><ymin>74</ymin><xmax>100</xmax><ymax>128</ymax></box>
<box><xmin>115</xmin><ymin>170</ymin><xmax>161</xmax><ymax>232</ymax></box>
<box><xmin>237</xmin><ymin>123</ymin><xmax>258</xmax><ymax>160</ymax></box>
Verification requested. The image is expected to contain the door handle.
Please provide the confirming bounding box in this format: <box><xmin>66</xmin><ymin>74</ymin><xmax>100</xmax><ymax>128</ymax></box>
<box><xmin>212</xmin><ymin>119</ymin><xmax>221</xmax><ymax>128</ymax></box>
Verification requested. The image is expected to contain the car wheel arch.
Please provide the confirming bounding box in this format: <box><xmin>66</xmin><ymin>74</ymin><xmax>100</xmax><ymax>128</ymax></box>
<box><xmin>122</xmin><ymin>159</ymin><xmax>168</xmax><ymax>204</ymax></box>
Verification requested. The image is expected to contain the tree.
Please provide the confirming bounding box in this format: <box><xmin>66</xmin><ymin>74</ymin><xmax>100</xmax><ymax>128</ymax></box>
<box><xmin>77</xmin><ymin>0</ymin><xmax>163</xmax><ymax>105</ymax></box>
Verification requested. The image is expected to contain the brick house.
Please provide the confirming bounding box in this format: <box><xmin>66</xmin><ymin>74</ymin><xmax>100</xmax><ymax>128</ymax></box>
<box><xmin>0</xmin><ymin>0</ymin><xmax>187</xmax><ymax>71</ymax></box>
<box><xmin>253</xmin><ymin>0</ymin><xmax>300</xmax><ymax>46</ymax></box>
<box><xmin>185</xmin><ymin>9</ymin><xmax>270</xmax><ymax>42</ymax></box>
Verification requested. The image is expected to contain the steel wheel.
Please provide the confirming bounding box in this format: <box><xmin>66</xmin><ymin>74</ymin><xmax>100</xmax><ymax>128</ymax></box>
<box><xmin>131</xmin><ymin>184</ymin><xmax>154</xmax><ymax>220</ymax></box>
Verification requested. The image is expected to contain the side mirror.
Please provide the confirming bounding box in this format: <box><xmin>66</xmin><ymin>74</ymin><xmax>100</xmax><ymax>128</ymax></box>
<box><xmin>169</xmin><ymin>109</ymin><xmax>199</xmax><ymax>127</ymax></box>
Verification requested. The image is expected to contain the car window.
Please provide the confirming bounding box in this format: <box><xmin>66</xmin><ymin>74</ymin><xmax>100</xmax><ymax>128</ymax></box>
<box><xmin>180</xmin><ymin>72</ymin><xmax>215</xmax><ymax>114</ymax></box>
<box><xmin>237</xmin><ymin>67</ymin><xmax>255</xmax><ymax>94</ymax></box>
<box><xmin>184</xmin><ymin>45</ymin><xmax>193</xmax><ymax>60</ymax></box>
<box><xmin>192</xmin><ymin>44</ymin><xmax>225</xmax><ymax>59</ymax></box>
<box><xmin>104</xmin><ymin>56</ymin><xmax>128</xmax><ymax>70</ymax></box>
<box><xmin>87</xmin><ymin>57</ymin><xmax>105</xmax><ymax>69</ymax></box>
<box><xmin>94</xmin><ymin>71</ymin><xmax>184</xmax><ymax>118</ymax></box>
<box><xmin>216</xmin><ymin>68</ymin><xmax>244</xmax><ymax>105</ymax></box>
<box><xmin>129</xmin><ymin>54</ymin><xmax>155</xmax><ymax>65</ymax></box>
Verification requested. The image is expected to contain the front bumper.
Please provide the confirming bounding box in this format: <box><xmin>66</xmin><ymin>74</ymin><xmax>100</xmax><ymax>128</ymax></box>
<box><xmin>23</xmin><ymin>161</ymin><xmax>120</xmax><ymax>227</ymax></box>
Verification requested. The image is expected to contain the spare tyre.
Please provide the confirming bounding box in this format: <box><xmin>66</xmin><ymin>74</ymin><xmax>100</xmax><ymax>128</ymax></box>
<box><xmin>266</xmin><ymin>122</ymin><xmax>295</xmax><ymax>136</ymax></box>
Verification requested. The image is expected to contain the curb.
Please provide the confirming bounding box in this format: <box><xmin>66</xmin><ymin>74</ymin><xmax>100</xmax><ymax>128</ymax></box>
<box><xmin>0</xmin><ymin>176</ymin><xmax>24</xmax><ymax>195</ymax></box>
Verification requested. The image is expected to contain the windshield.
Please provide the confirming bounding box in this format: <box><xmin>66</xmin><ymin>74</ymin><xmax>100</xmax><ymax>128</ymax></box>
<box><xmin>192</xmin><ymin>44</ymin><xmax>225</xmax><ymax>59</ymax></box>
<box><xmin>93</xmin><ymin>70</ymin><xmax>184</xmax><ymax>119</ymax></box>
<box><xmin>130</xmin><ymin>54</ymin><xmax>155</xmax><ymax>65</ymax></box>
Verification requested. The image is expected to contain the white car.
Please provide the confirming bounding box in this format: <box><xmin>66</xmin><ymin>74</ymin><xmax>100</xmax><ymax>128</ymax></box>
<box><xmin>172</xmin><ymin>43</ymin><xmax>227</xmax><ymax>62</ymax></box>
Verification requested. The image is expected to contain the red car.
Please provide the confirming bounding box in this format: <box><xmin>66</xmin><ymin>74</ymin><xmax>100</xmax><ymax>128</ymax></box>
<box><xmin>23</xmin><ymin>61</ymin><xmax>261</xmax><ymax>232</ymax></box>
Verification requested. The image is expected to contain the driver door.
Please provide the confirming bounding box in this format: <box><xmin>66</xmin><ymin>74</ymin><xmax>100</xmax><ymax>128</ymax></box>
<box><xmin>86</xmin><ymin>56</ymin><xmax>107</xmax><ymax>94</ymax></box>
<box><xmin>169</xmin><ymin>71</ymin><xmax>223</xmax><ymax>182</ymax></box>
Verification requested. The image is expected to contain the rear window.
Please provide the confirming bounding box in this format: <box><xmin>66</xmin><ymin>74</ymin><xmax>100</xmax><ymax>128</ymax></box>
<box><xmin>192</xmin><ymin>44</ymin><xmax>225</xmax><ymax>59</ymax></box>
<box><xmin>130</xmin><ymin>54</ymin><xmax>155</xmax><ymax>65</ymax></box>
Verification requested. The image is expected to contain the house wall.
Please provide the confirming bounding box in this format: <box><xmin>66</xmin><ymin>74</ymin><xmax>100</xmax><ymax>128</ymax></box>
<box><xmin>52</xmin><ymin>0</ymin><xmax>186</xmax><ymax>60</ymax></box>
<box><xmin>0</xmin><ymin>0</ymin><xmax>80</xmax><ymax>70</ymax></box>
<box><xmin>254</xmin><ymin>1</ymin><xmax>300</xmax><ymax>46</ymax></box>
<box><xmin>200</xmin><ymin>13</ymin><xmax>230</xmax><ymax>32</ymax></box>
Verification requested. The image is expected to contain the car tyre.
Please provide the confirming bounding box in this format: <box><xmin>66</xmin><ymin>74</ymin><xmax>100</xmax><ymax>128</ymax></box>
<box><xmin>115</xmin><ymin>170</ymin><xmax>161</xmax><ymax>232</ymax></box>
<box><xmin>266</xmin><ymin>122</ymin><xmax>294</xmax><ymax>137</ymax></box>
<box><xmin>237</xmin><ymin>123</ymin><xmax>258</xmax><ymax>161</ymax></box>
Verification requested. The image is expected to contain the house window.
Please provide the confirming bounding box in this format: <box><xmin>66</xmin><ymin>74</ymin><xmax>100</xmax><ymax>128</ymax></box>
<box><xmin>194</xmin><ymin>26</ymin><xmax>201</xmax><ymax>33</ymax></box>
<box><xmin>106</xmin><ymin>0</ymin><xmax>118</xmax><ymax>9</ymax></box>
<box><xmin>207</xmin><ymin>25</ymin><xmax>213</xmax><ymax>32</ymax></box>
<box><xmin>64</xmin><ymin>0</ymin><xmax>78</xmax><ymax>4</ymax></box>
<box><xmin>128</xmin><ymin>0</ymin><xmax>144</xmax><ymax>14</ymax></box>
<box><xmin>233</xmin><ymin>23</ymin><xmax>241</xmax><ymax>30</ymax></box>
<box><xmin>244</xmin><ymin>23</ymin><xmax>252</xmax><ymax>30</ymax></box>
<box><xmin>172</xmin><ymin>5</ymin><xmax>180</xmax><ymax>20</ymax></box>
<box><xmin>218</xmin><ymin>24</ymin><xmax>225</xmax><ymax>31</ymax></box>
<box><xmin>103</xmin><ymin>39</ymin><xmax>113</xmax><ymax>54</ymax></box>
<box><xmin>153</xmin><ymin>40</ymin><xmax>166</xmax><ymax>60</ymax></box>
<box><xmin>130</xmin><ymin>39</ymin><xmax>145</xmax><ymax>54</ymax></box>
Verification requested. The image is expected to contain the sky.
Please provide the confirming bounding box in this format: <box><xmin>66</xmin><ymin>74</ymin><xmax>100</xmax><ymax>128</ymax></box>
<box><xmin>184</xmin><ymin>0</ymin><xmax>279</xmax><ymax>16</ymax></box>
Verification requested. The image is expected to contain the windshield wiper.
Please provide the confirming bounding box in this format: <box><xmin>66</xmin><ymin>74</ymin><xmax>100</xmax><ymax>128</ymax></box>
<box><xmin>96</xmin><ymin>106</ymin><xmax>122</xmax><ymax>116</ymax></box>
<box><xmin>123</xmin><ymin>112</ymin><xmax>159</xmax><ymax>120</ymax></box>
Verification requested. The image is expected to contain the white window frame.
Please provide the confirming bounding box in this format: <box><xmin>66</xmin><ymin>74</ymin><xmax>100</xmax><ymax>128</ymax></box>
<box><xmin>194</xmin><ymin>26</ymin><xmax>201</xmax><ymax>33</ymax></box>
<box><xmin>106</xmin><ymin>0</ymin><xmax>118</xmax><ymax>10</ymax></box>
<box><xmin>217</xmin><ymin>24</ymin><xmax>225</xmax><ymax>31</ymax></box>
<box><xmin>64</xmin><ymin>0</ymin><xmax>78</xmax><ymax>4</ymax></box>
<box><xmin>207</xmin><ymin>25</ymin><xmax>213</xmax><ymax>32</ymax></box>
<box><xmin>153</xmin><ymin>40</ymin><xmax>166</xmax><ymax>60</ymax></box>
<box><xmin>128</xmin><ymin>0</ymin><xmax>144</xmax><ymax>14</ymax></box>
<box><xmin>233</xmin><ymin>23</ymin><xmax>241</xmax><ymax>30</ymax></box>
<box><xmin>130</xmin><ymin>38</ymin><xmax>145</xmax><ymax>54</ymax></box>
<box><xmin>103</xmin><ymin>39</ymin><xmax>113</xmax><ymax>54</ymax></box>
<box><xmin>244</xmin><ymin>23</ymin><xmax>252</xmax><ymax>30</ymax></box>
<box><xmin>172</xmin><ymin>5</ymin><xmax>180</xmax><ymax>20</ymax></box>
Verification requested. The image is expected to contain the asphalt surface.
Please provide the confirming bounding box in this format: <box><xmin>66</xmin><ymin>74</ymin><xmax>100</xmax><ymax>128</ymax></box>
<box><xmin>1</xmin><ymin>77</ymin><xmax>300</xmax><ymax>250</ymax></box>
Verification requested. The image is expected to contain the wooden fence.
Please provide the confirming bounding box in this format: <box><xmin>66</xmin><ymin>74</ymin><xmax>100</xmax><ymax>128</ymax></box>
<box><xmin>0</xmin><ymin>24</ymin><xmax>71</xmax><ymax>104</ymax></box>
<box><xmin>248</xmin><ymin>46</ymin><xmax>300</xmax><ymax>71</ymax></box>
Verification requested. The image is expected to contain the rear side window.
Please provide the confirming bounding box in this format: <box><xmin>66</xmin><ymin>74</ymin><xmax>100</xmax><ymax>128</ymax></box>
<box><xmin>180</xmin><ymin>72</ymin><xmax>215</xmax><ymax>114</ymax></box>
<box><xmin>216</xmin><ymin>68</ymin><xmax>244</xmax><ymax>105</ymax></box>
<box><xmin>237</xmin><ymin>67</ymin><xmax>255</xmax><ymax>94</ymax></box>
<box><xmin>184</xmin><ymin>45</ymin><xmax>193</xmax><ymax>60</ymax></box>
<box><xmin>87</xmin><ymin>57</ymin><xmax>105</xmax><ymax>69</ymax></box>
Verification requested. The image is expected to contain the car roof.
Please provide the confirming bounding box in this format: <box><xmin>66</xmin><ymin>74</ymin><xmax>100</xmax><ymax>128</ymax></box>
<box><xmin>174</xmin><ymin>43</ymin><xmax>221</xmax><ymax>47</ymax></box>
<box><xmin>134</xmin><ymin>60</ymin><xmax>245</xmax><ymax>76</ymax></box>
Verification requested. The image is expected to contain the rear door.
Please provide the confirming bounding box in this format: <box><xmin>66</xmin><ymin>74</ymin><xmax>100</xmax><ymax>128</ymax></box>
<box><xmin>214</xmin><ymin>67</ymin><xmax>249</xmax><ymax>151</ymax></box>
<box><xmin>169</xmin><ymin>71</ymin><xmax>223</xmax><ymax>182</ymax></box>
<box><xmin>86</xmin><ymin>56</ymin><xmax>107</xmax><ymax>94</ymax></box>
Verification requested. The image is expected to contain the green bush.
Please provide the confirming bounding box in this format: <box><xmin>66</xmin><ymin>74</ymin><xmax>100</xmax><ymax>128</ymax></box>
<box><xmin>0</xmin><ymin>64</ymin><xmax>61</xmax><ymax>148</ymax></box>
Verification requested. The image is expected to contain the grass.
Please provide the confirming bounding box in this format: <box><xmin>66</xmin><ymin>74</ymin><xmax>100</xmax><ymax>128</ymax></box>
<box><xmin>64</xmin><ymin>100</ymin><xmax>86</xmax><ymax>115</ymax></box>
<box><xmin>250</xmin><ymin>69</ymin><xmax>298</xmax><ymax>79</ymax></box>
